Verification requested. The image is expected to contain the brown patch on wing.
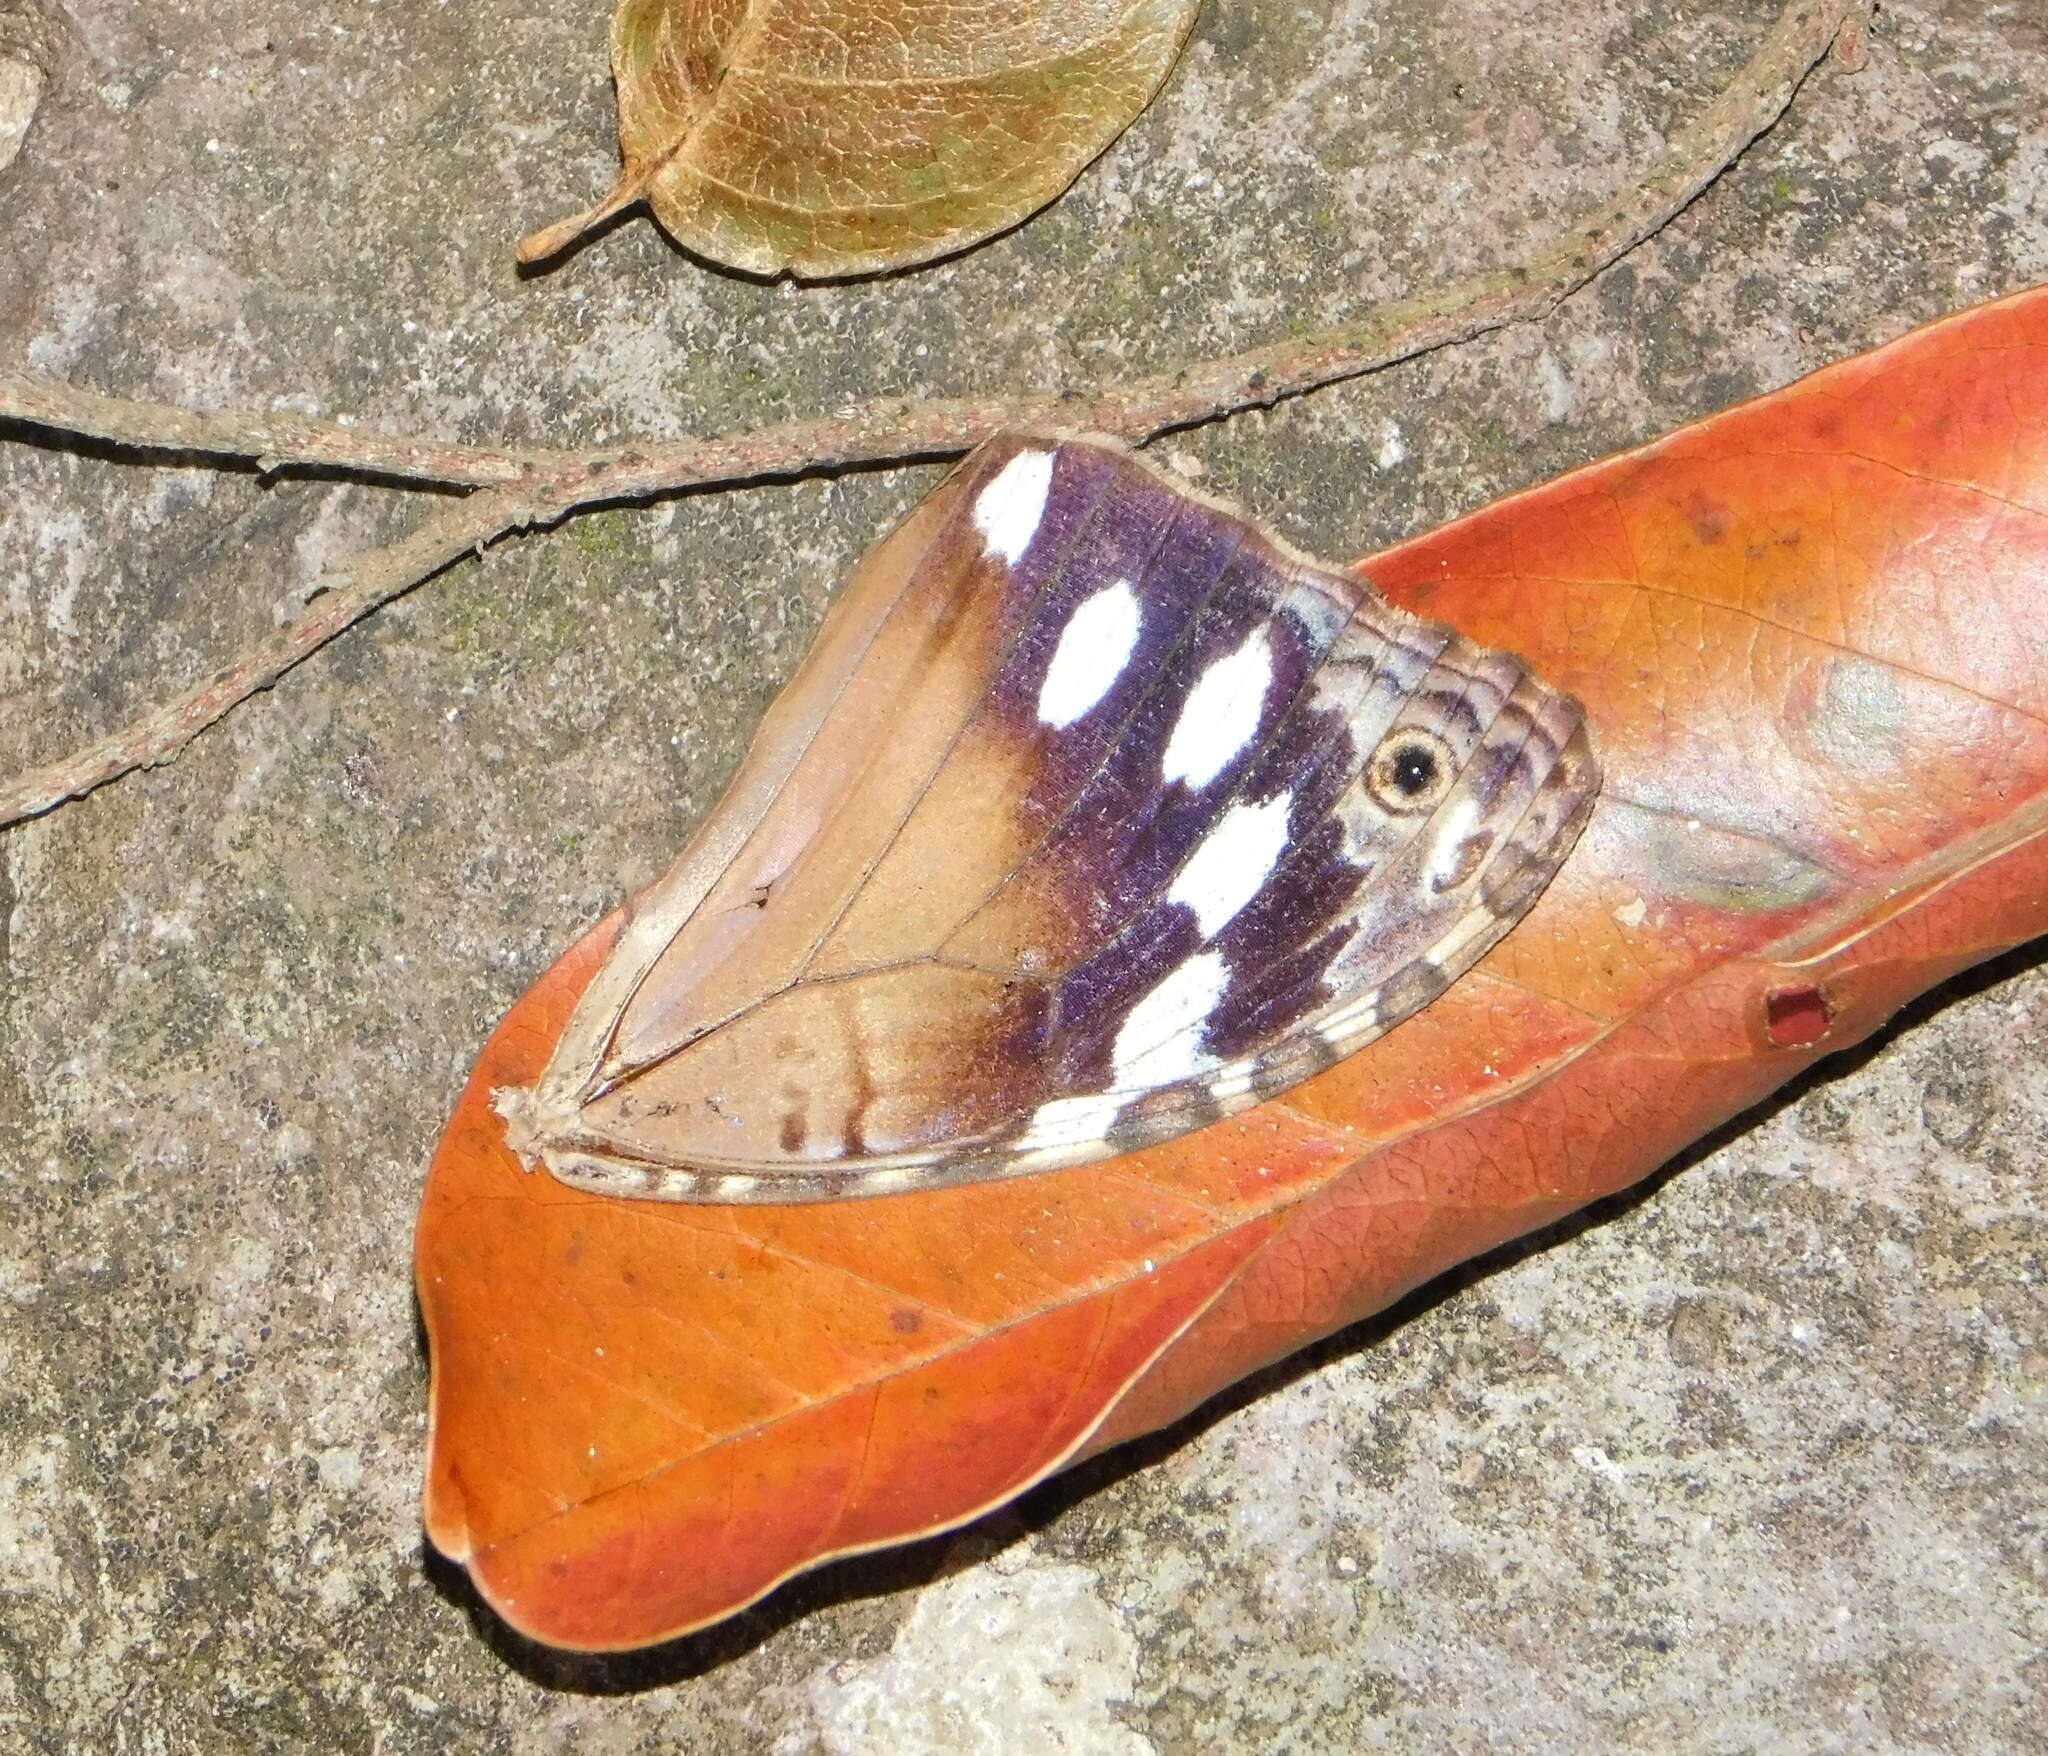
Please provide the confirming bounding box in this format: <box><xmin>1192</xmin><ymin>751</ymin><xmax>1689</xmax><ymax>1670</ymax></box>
<box><xmin>803</xmin><ymin>715</ymin><xmax>1056</xmax><ymax>979</ymax></box>
<box><xmin>579</xmin><ymin>962</ymin><xmax>1052</xmax><ymax>1170</ymax></box>
<box><xmin>605</xmin><ymin>526</ymin><xmax>1018</xmax><ymax>1076</ymax></box>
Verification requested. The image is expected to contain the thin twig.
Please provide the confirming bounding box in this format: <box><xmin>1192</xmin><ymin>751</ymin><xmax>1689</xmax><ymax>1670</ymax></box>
<box><xmin>0</xmin><ymin>0</ymin><xmax>1865</xmax><ymax>830</ymax></box>
<box><xmin>0</xmin><ymin>490</ymin><xmax>541</xmax><ymax>824</ymax></box>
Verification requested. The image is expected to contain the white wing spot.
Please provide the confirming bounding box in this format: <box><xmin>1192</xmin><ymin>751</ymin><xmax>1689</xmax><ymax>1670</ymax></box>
<box><xmin>1017</xmin><ymin>1088</ymin><xmax>1126</xmax><ymax>1154</ymax></box>
<box><xmin>1162</xmin><ymin>627</ymin><xmax>1274</xmax><ymax>790</ymax></box>
<box><xmin>1169</xmin><ymin>791</ymin><xmax>1293</xmax><ymax>938</ymax></box>
<box><xmin>972</xmin><ymin>449</ymin><xmax>1055</xmax><ymax>566</ymax></box>
<box><xmin>1113</xmin><ymin>950</ymin><xmax>1228</xmax><ymax>1089</ymax></box>
<box><xmin>1207</xmin><ymin>1065</ymin><xmax>1259</xmax><ymax>1104</ymax></box>
<box><xmin>1425</xmin><ymin>797</ymin><xmax>1483</xmax><ymax>888</ymax></box>
<box><xmin>1038</xmin><ymin>580</ymin><xmax>1142</xmax><ymax>728</ymax></box>
<box><xmin>856</xmin><ymin>1166</ymin><xmax>927</xmax><ymax>1195</ymax></box>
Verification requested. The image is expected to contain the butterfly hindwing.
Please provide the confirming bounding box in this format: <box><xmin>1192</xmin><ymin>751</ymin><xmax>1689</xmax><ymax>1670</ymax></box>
<box><xmin>497</xmin><ymin>434</ymin><xmax>1600</xmax><ymax>1203</ymax></box>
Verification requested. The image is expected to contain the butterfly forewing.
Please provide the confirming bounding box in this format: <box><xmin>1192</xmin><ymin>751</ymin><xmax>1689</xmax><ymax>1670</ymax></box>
<box><xmin>498</xmin><ymin>433</ymin><xmax>1600</xmax><ymax>1203</ymax></box>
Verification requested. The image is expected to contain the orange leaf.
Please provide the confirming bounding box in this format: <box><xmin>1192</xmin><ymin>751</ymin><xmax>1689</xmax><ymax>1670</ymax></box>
<box><xmin>417</xmin><ymin>284</ymin><xmax>2048</xmax><ymax>1650</ymax></box>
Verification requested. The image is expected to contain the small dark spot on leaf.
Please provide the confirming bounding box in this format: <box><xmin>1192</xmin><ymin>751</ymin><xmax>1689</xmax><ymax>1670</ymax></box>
<box><xmin>1684</xmin><ymin>490</ymin><xmax>1732</xmax><ymax>546</ymax></box>
<box><xmin>1764</xmin><ymin>983</ymin><xmax>1832</xmax><ymax>1049</ymax></box>
<box><xmin>890</xmin><ymin>1309</ymin><xmax>923</xmax><ymax>1335</ymax></box>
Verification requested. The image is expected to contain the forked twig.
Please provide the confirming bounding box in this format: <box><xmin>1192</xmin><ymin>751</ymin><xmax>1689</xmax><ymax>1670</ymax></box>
<box><xmin>0</xmin><ymin>491</ymin><xmax>541</xmax><ymax>824</ymax></box>
<box><xmin>0</xmin><ymin>0</ymin><xmax>1868</xmax><ymax>829</ymax></box>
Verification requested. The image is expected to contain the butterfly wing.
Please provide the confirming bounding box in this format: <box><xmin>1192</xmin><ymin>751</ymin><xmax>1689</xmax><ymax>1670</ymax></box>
<box><xmin>498</xmin><ymin>434</ymin><xmax>1600</xmax><ymax>1202</ymax></box>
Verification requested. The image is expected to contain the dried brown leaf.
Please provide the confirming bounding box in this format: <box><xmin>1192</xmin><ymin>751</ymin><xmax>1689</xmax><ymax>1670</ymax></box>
<box><xmin>519</xmin><ymin>0</ymin><xmax>1200</xmax><ymax>276</ymax></box>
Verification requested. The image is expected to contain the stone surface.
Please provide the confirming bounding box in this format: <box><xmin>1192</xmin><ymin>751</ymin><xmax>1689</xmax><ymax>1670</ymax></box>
<box><xmin>1</xmin><ymin>1</ymin><xmax>2043</xmax><ymax>1751</ymax></box>
<box><xmin>0</xmin><ymin>58</ymin><xmax>41</xmax><ymax>177</ymax></box>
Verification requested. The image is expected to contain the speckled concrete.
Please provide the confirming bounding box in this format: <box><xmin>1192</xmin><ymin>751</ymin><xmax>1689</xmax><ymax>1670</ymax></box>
<box><xmin>1</xmin><ymin>2</ymin><xmax>2042</xmax><ymax>1750</ymax></box>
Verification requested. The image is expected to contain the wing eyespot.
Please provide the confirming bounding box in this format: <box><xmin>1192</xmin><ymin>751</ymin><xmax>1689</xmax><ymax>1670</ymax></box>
<box><xmin>1363</xmin><ymin>727</ymin><xmax>1456</xmax><ymax>814</ymax></box>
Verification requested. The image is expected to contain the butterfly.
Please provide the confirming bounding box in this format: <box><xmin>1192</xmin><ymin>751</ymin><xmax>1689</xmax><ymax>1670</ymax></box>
<box><xmin>495</xmin><ymin>433</ymin><xmax>1600</xmax><ymax>1203</ymax></box>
